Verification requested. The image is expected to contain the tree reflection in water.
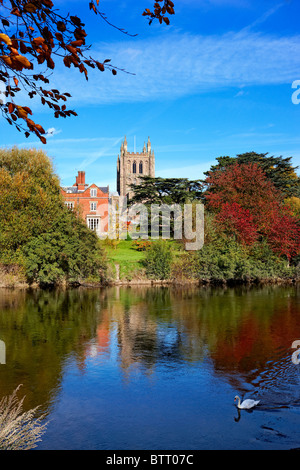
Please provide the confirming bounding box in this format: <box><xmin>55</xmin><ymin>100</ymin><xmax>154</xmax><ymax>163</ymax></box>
<box><xmin>0</xmin><ymin>284</ymin><xmax>299</xmax><ymax>433</ymax></box>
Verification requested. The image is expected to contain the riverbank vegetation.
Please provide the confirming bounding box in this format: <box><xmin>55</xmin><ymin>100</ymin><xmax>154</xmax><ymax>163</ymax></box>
<box><xmin>0</xmin><ymin>147</ymin><xmax>107</xmax><ymax>287</ymax></box>
<box><xmin>0</xmin><ymin>148</ymin><xmax>299</xmax><ymax>287</ymax></box>
<box><xmin>0</xmin><ymin>385</ymin><xmax>47</xmax><ymax>450</ymax></box>
<box><xmin>121</xmin><ymin>151</ymin><xmax>300</xmax><ymax>285</ymax></box>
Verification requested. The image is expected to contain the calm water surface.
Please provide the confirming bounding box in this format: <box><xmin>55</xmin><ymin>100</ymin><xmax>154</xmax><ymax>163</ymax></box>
<box><xmin>0</xmin><ymin>285</ymin><xmax>299</xmax><ymax>450</ymax></box>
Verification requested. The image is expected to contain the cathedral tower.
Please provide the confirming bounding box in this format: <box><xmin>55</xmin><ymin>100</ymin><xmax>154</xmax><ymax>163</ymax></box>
<box><xmin>117</xmin><ymin>136</ymin><xmax>155</xmax><ymax>198</ymax></box>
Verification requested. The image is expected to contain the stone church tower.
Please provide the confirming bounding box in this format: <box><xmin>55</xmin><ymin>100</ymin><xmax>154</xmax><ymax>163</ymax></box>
<box><xmin>117</xmin><ymin>136</ymin><xmax>155</xmax><ymax>198</ymax></box>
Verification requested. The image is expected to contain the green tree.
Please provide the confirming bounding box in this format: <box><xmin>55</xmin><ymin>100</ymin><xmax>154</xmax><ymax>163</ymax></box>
<box><xmin>0</xmin><ymin>146</ymin><xmax>107</xmax><ymax>286</ymax></box>
<box><xmin>128</xmin><ymin>176</ymin><xmax>203</xmax><ymax>240</ymax></box>
<box><xmin>129</xmin><ymin>176</ymin><xmax>203</xmax><ymax>206</ymax></box>
<box><xmin>0</xmin><ymin>147</ymin><xmax>62</xmax><ymax>251</ymax></box>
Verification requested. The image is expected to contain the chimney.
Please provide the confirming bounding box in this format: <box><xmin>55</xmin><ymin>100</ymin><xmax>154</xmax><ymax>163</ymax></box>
<box><xmin>75</xmin><ymin>171</ymin><xmax>86</xmax><ymax>191</ymax></box>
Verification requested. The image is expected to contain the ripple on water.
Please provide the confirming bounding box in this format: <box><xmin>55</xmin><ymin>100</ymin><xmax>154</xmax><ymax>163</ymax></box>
<box><xmin>250</xmin><ymin>352</ymin><xmax>300</xmax><ymax>411</ymax></box>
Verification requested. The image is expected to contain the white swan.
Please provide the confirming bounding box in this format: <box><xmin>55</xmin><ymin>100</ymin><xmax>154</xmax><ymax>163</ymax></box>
<box><xmin>234</xmin><ymin>395</ymin><xmax>260</xmax><ymax>409</ymax></box>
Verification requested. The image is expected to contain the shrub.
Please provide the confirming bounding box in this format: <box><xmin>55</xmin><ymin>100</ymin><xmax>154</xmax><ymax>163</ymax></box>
<box><xmin>145</xmin><ymin>240</ymin><xmax>173</xmax><ymax>280</ymax></box>
<box><xmin>23</xmin><ymin>210</ymin><xmax>107</xmax><ymax>287</ymax></box>
<box><xmin>132</xmin><ymin>240</ymin><xmax>151</xmax><ymax>251</ymax></box>
<box><xmin>171</xmin><ymin>252</ymin><xmax>198</xmax><ymax>281</ymax></box>
<box><xmin>103</xmin><ymin>238</ymin><xmax>120</xmax><ymax>250</ymax></box>
<box><xmin>195</xmin><ymin>237</ymin><xmax>296</xmax><ymax>283</ymax></box>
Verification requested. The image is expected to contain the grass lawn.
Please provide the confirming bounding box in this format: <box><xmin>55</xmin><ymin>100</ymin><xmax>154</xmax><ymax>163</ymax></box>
<box><xmin>100</xmin><ymin>239</ymin><xmax>147</xmax><ymax>280</ymax></box>
<box><xmin>100</xmin><ymin>239</ymin><xmax>183</xmax><ymax>281</ymax></box>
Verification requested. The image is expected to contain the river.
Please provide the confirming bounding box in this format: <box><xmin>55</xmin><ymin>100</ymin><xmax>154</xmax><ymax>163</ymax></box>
<box><xmin>0</xmin><ymin>285</ymin><xmax>299</xmax><ymax>450</ymax></box>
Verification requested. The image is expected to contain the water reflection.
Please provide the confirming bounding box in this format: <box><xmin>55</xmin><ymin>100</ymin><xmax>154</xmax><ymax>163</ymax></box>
<box><xmin>0</xmin><ymin>285</ymin><xmax>299</xmax><ymax>449</ymax></box>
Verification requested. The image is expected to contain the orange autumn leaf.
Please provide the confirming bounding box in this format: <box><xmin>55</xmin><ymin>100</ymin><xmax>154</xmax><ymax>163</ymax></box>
<box><xmin>14</xmin><ymin>55</ymin><xmax>32</xmax><ymax>69</ymax></box>
<box><xmin>8</xmin><ymin>103</ymin><xmax>15</xmax><ymax>114</ymax></box>
<box><xmin>0</xmin><ymin>33</ymin><xmax>12</xmax><ymax>45</ymax></box>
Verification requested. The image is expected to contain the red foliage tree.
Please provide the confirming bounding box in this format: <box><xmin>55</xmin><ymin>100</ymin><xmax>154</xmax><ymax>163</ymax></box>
<box><xmin>205</xmin><ymin>162</ymin><xmax>300</xmax><ymax>260</ymax></box>
<box><xmin>265</xmin><ymin>207</ymin><xmax>300</xmax><ymax>261</ymax></box>
<box><xmin>205</xmin><ymin>163</ymin><xmax>281</xmax><ymax>217</ymax></box>
<box><xmin>215</xmin><ymin>202</ymin><xmax>258</xmax><ymax>246</ymax></box>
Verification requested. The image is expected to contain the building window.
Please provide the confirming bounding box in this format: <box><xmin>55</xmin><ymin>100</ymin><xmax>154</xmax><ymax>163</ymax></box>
<box><xmin>65</xmin><ymin>202</ymin><xmax>74</xmax><ymax>210</ymax></box>
<box><xmin>87</xmin><ymin>218</ymin><xmax>100</xmax><ymax>232</ymax></box>
<box><xmin>90</xmin><ymin>188</ymin><xmax>97</xmax><ymax>197</ymax></box>
<box><xmin>133</xmin><ymin>161</ymin><xmax>137</xmax><ymax>174</ymax></box>
<box><xmin>139</xmin><ymin>162</ymin><xmax>143</xmax><ymax>174</ymax></box>
<box><xmin>90</xmin><ymin>202</ymin><xmax>97</xmax><ymax>211</ymax></box>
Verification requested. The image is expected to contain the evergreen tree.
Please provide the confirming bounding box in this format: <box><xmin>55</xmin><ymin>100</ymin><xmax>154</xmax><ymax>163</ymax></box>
<box><xmin>129</xmin><ymin>176</ymin><xmax>203</xmax><ymax>206</ymax></box>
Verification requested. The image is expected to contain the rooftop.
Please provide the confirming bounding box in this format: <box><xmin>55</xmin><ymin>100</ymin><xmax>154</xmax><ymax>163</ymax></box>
<box><xmin>62</xmin><ymin>185</ymin><xmax>109</xmax><ymax>194</ymax></box>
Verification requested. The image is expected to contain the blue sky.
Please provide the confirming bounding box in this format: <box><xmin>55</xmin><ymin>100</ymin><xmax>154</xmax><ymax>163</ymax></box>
<box><xmin>1</xmin><ymin>0</ymin><xmax>300</xmax><ymax>192</ymax></box>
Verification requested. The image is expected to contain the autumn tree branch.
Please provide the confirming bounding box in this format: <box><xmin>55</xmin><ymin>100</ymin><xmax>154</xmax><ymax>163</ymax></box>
<box><xmin>0</xmin><ymin>0</ymin><xmax>175</xmax><ymax>143</ymax></box>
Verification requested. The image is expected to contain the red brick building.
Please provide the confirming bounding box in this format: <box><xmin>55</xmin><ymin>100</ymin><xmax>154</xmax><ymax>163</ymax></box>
<box><xmin>61</xmin><ymin>171</ymin><xmax>109</xmax><ymax>236</ymax></box>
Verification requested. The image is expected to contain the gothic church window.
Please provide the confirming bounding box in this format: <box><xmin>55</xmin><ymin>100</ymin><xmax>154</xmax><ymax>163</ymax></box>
<box><xmin>139</xmin><ymin>162</ymin><xmax>143</xmax><ymax>174</ymax></box>
<box><xmin>133</xmin><ymin>161</ymin><xmax>137</xmax><ymax>174</ymax></box>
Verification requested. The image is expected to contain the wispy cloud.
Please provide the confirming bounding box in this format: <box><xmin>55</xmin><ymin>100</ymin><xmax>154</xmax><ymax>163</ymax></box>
<box><xmin>46</xmin><ymin>127</ymin><xmax>62</xmax><ymax>138</ymax></box>
<box><xmin>240</xmin><ymin>2</ymin><xmax>286</xmax><ymax>33</ymax></box>
<box><xmin>234</xmin><ymin>90</ymin><xmax>247</xmax><ymax>98</ymax></box>
<box><xmin>78</xmin><ymin>136</ymin><xmax>123</xmax><ymax>168</ymax></box>
<box><xmin>176</xmin><ymin>0</ymin><xmax>251</xmax><ymax>7</ymax></box>
<box><xmin>45</xmin><ymin>30</ymin><xmax>300</xmax><ymax>106</ymax></box>
<box><xmin>4</xmin><ymin>136</ymin><xmax>121</xmax><ymax>148</ymax></box>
